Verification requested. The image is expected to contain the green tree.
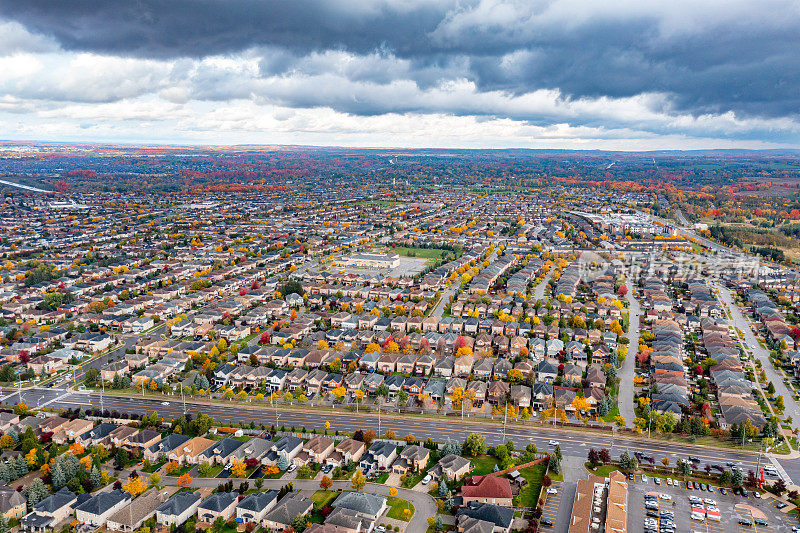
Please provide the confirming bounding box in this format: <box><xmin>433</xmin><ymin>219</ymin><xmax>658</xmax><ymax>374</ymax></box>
<box><xmin>463</xmin><ymin>433</ymin><xmax>486</xmax><ymax>457</ymax></box>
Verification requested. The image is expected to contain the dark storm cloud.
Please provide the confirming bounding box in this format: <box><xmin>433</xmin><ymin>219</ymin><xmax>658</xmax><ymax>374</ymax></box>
<box><xmin>2</xmin><ymin>0</ymin><xmax>800</xmax><ymax>123</ymax></box>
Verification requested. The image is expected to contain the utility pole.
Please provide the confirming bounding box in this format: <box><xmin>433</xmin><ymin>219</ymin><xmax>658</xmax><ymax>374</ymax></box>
<box><xmin>181</xmin><ymin>385</ymin><xmax>186</xmax><ymax>415</ymax></box>
<box><xmin>502</xmin><ymin>394</ymin><xmax>509</xmax><ymax>444</ymax></box>
<box><xmin>100</xmin><ymin>376</ymin><xmax>105</xmax><ymax>415</ymax></box>
<box><xmin>378</xmin><ymin>396</ymin><xmax>382</xmax><ymax>437</ymax></box>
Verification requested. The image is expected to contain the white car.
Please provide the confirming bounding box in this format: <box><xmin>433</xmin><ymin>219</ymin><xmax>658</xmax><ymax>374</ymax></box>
<box><xmin>703</xmin><ymin>498</ymin><xmax>716</xmax><ymax>506</ymax></box>
<box><xmin>548</xmin><ymin>440</ymin><xmax>559</xmax><ymax>446</ymax></box>
<box><xmin>547</xmin><ymin>488</ymin><xmax>558</xmax><ymax>494</ymax></box>
<box><xmin>421</xmin><ymin>475</ymin><xmax>432</xmax><ymax>485</ymax></box>
<box><xmin>161</xmin><ymin>401</ymin><xmax>169</xmax><ymax>405</ymax></box>
<box><xmin>641</xmin><ymin>474</ymin><xmax>648</xmax><ymax>483</ymax></box>
<box><xmin>659</xmin><ymin>493</ymin><xmax>672</xmax><ymax>500</ymax></box>
<box><xmin>691</xmin><ymin>513</ymin><xmax>705</xmax><ymax>522</ymax></box>
<box><xmin>287</xmin><ymin>464</ymin><xmax>296</xmax><ymax>472</ymax></box>
<box><xmin>666</xmin><ymin>478</ymin><xmax>673</xmax><ymax>486</ymax></box>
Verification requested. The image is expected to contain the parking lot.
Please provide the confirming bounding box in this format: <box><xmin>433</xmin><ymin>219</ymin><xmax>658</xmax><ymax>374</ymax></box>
<box><xmin>540</xmin><ymin>481</ymin><xmax>563</xmax><ymax>527</ymax></box>
<box><xmin>627</xmin><ymin>474</ymin><xmax>797</xmax><ymax>533</ymax></box>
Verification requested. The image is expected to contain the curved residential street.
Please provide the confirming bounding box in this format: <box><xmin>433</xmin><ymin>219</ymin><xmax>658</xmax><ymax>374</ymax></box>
<box><xmin>533</xmin><ymin>272</ymin><xmax>552</xmax><ymax>301</ymax></box>
<box><xmin>715</xmin><ymin>283</ymin><xmax>800</xmax><ymax>423</ymax></box>
<box><xmin>618</xmin><ymin>288</ymin><xmax>640</xmax><ymax>427</ymax></box>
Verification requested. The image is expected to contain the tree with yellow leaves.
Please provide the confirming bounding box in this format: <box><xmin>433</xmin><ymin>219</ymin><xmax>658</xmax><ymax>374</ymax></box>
<box><xmin>333</xmin><ymin>386</ymin><xmax>347</xmax><ymax>402</ymax></box>
<box><xmin>571</xmin><ymin>396</ymin><xmax>591</xmax><ymax>418</ymax></box>
<box><xmin>123</xmin><ymin>476</ymin><xmax>148</xmax><ymax>497</ymax></box>
<box><xmin>455</xmin><ymin>346</ymin><xmax>472</xmax><ymax>358</ymax></box>
<box><xmin>385</xmin><ymin>341</ymin><xmax>400</xmax><ymax>353</ymax></box>
<box><xmin>351</xmin><ymin>469</ymin><xmax>366</xmax><ymax>491</ymax></box>
<box><xmin>231</xmin><ymin>459</ymin><xmax>246</xmax><ymax>478</ymax></box>
<box><xmin>25</xmin><ymin>448</ymin><xmax>38</xmax><ymax>467</ymax></box>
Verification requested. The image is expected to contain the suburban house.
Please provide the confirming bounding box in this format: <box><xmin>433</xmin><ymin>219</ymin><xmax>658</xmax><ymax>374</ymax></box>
<box><xmin>262</xmin><ymin>493</ymin><xmax>313</xmax><ymax>531</ymax></box>
<box><xmin>106</xmin><ymin>489</ymin><xmax>170</xmax><ymax>532</ymax></box>
<box><xmin>293</xmin><ymin>436</ymin><xmax>335</xmax><ymax>467</ymax></box>
<box><xmin>155</xmin><ymin>492</ymin><xmax>202</xmax><ymax>527</ymax></box>
<box><xmin>75</xmin><ymin>489</ymin><xmax>131</xmax><ymax>527</ymax></box>
<box><xmin>332</xmin><ymin>492</ymin><xmax>387</xmax><ymax>521</ymax></box>
<box><xmin>198</xmin><ymin>438</ymin><xmax>244</xmax><ymax>465</ymax></box>
<box><xmin>145</xmin><ymin>434</ymin><xmax>190</xmax><ymax>463</ymax></box>
<box><xmin>0</xmin><ymin>488</ymin><xmax>26</xmax><ymax>520</ymax></box>
<box><xmin>20</xmin><ymin>488</ymin><xmax>77</xmax><ymax>532</ymax></box>
<box><xmin>325</xmin><ymin>438</ymin><xmax>365</xmax><ymax>467</ymax></box>
<box><xmin>236</xmin><ymin>491</ymin><xmax>278</xmax><ymax>525</ymax></box>
<box><xmin>263</xmin><ymin>436</ymin><xmax>303</xmax><ymax>465</ymax></box>
<box><xmin>431</xmin><ymin>454</ymin><xmax>473</xmax><ymax>482</ymax></box>
<box><xmin>197</xmin><ymin>493</ymin><xmax>238</xmax><ymax>524</ymax></box>
<box><xmin>391</xmin><ymin>445</ymin><xmax>430</xmax><ymax>475</ymax></box>
<box><xmin>456</xmin><ymin>502</ymin><xmax>514</xmax><ymax>533</ymax></box>
<box><xmin>461</xmin><ymin>476</ymin><xmax>514</xmax><ymax>507</ymax></box>
<box><xmin>169</xmin><ymin>437</ymin><xmax>216</xmax><ymax>465</ymax></box>
<box><xmin>359</xmin><ymin>442</ymin><xmax>398</xmax><ymax>474</ymax></box>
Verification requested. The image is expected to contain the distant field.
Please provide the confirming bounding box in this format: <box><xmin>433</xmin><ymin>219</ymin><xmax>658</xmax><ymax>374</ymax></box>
<box><xmin>391</xmin><ymin>246</ymin><xmax>450</xmax><ymax>259</ymax></box>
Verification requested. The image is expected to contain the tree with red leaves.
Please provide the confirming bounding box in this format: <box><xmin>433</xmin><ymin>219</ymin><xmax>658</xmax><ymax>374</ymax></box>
<box><xmin>454</xmin><ymin>336</ymin><xmax>467</xmax><ymax>350</ymax></box>
<box><xmin>259</xmin><ymin>331</ymin><xmax>270</xmax><ymax>344</ymax></box>
<box><xmin>791</xmin><ymin>326</ymin><xmax>800</xmax><ymax>350</ymax></box>
<box><xmin>617</xmin><ymin>284</ymin><xmax>628</xmax><ymax>297</ymax></box>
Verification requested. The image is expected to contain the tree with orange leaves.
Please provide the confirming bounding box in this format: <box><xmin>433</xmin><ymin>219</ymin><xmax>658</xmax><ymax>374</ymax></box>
<box><xmin>177</xmin><ymin>473</ymin><xmax>193</xmax><ymax>487</ymax></box>
<box><xmin>69</xmin><ymin>442</ymin><xmax>85</xmax><ymax>456</ymax></box>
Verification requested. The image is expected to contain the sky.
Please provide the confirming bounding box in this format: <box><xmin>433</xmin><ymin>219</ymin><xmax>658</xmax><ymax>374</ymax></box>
<box><xmin>0</xmin><ymin>0</ymin><xmax>799</xmax><ymax>150</ymax></box>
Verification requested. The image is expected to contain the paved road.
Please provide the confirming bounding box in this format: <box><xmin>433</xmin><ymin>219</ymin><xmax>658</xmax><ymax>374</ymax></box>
<box><xmin>431</xmin><ymin>284</ymin><xmax>457</xmax><ymax>319</ymax></box>
<box><xmin>618</xmin><ymin>288</ymin><xmax>640</xmax><ymax>427</ymax></box>
<box><xmin>532</xmin><ymin>272</ymin><xmax>552</xmax><ymax>301</ymax></box>
<box><xmin>715</xmin><ymin>284</ymin><xmax>800</xmax><ymax>422</ymax></box>
<box><xmin>12</xmin><ymin>388</ymin><xmax>797</xmax><ymax>482</ymax></box>
<box><xmin>431</xmin><ymin>249</ymin><xmax>499</xmax><ymax>319</ymax></box>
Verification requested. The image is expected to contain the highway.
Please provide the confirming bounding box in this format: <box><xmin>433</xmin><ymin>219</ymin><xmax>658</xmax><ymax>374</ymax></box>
<box><xmin>6</xmin><ymin>387</ymin><xmax>797</xmax><ymax>483</ymax></box>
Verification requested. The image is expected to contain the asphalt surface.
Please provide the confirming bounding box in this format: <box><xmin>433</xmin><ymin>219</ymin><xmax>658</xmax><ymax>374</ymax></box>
<box><xmin>7</xmin><ymin>387</ymin><xmax>797</xmax><ymax>483</ymax></box>
<box><xmin>619</xmin><ymin>288</ymin><xmax>640</xmax><ymax>427</ymax></box>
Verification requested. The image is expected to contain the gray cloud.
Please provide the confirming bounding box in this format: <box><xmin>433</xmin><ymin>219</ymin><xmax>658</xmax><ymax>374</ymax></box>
<box><xmin>1</xmin><ymin>0</ymin><xmax>800</xmax><ymax>145</ymax></box>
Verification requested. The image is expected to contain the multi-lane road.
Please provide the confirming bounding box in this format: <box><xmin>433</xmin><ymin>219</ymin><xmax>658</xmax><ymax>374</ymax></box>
<box><xmin>6</xmin><ymin>386</ymin><xmax>796</xmax><ymax>483</ymax></box>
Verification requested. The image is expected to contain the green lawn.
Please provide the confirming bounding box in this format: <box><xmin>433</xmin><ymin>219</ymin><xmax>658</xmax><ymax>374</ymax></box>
<box><xmin>514</xmin><ymin>463</ymin><xmax>548</xmax><ymax>507</ymax></box>
<box><xmin>374</xmin><ymin>472</ymin><xmax>390</xmax><ymax>484</ymax></box>
<box><xmin>392</xmin><ymin>246</ymin><xmax>450</xmax><ymax>260</ymax></box>
<box><xmin>311</xmin><ymin>490</ymin><xmax>338</xmax><ymax>509</ymax></box>
<box><xmin>584</xmin><ymin>463</ymin><xmax>620</xmax><ymax>477</ymax></box>
<box><xmin>199</xmin><ymin>465</ymin><xmax>224</xmax><ymax>478</ymax></box>
<box><xmin>471</xmin><ymin>456</ymin><xmax>499</xmax><ymax>476</ymax></box>
<box><xmin>386</xmin><ymin>496</ymin><xmax>415</xmax><ymax>521</ymax></box>
<box><xmin>142</xmin><ymin>460</ymin><xmax>166</xmax><ymax>473</ymax></box>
